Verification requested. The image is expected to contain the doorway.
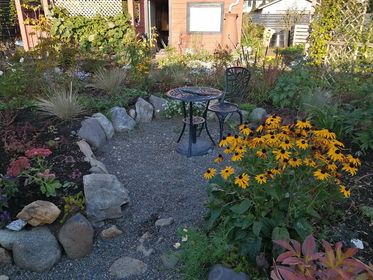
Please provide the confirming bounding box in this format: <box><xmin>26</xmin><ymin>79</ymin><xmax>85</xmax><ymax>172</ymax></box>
<box><xmin>148</xmin><ymin>0</ymin><xmax>169</xmax><ymax>48</ymax></box>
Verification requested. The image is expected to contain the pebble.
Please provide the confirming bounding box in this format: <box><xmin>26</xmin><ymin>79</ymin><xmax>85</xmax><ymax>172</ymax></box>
<box><xmin>155</xmin><ymin>218</ymin><xmax>174</xmax><ymax>227</ymax></box>
<box><xmin>100</xmin><ymin>225</ymin><xmax>123</xmax><ymax>239</ymax></box>
<box><xmin>109</xmin><ymin>257</ymin><xmax>147</xmax><ymax>278</ymax></box>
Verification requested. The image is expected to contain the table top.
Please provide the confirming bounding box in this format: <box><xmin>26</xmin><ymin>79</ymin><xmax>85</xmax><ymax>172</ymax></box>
<box><xmin>166</xmin><ymin>86</ymin><xmax>223</xmax><ymax>102</ymax></box>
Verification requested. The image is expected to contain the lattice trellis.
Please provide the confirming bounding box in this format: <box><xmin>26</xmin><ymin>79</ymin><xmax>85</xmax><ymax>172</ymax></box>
<box><xmin>324</xmin><ymin>0</ymin><xmax>370</xmax><ymax>69</ymax></box>
<box><xmin>53</xmin><ymin>0</ymin><xmax>123</xmax><ymax>17</ymax></box>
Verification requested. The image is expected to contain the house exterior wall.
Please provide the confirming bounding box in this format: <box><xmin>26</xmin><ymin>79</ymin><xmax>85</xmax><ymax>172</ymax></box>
<box><xmin>169</xmin><ymin>0</ymin><xmax>244</xmax><ymax>52</ymax></box>
<box><xmin>260</xmin><ymin>0</ymin><xmax>314</xmax><ymax>14</ymax></box>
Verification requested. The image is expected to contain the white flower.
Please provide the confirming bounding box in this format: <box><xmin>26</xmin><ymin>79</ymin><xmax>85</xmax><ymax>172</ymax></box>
<box><xmin>11</xmin><ymin>69</ymin><xmax>16</xmax><ymax>72</ymax></box>
<box><xmin>0</xmin><ymin>70</ymin><xmax>3</xmax><ymax>76</ymax></box>
<box><xmin>19</xmin><ymin>57</ymin><xmax>24</xmax><ymax>63</ymax></box>
<box><xmin>183</xmin><ymin>228</ymin><xmax>188</xmax><ymax>233</ymax></box>
<box><xmin>181</xmin><ymin>235</ymin><xmax>188</xmax><ymax>242</ymax></box>
<box><xmin>173</xmin><ymin>242</ymin><xmax>181</xmax><ymax>249</ymax></box>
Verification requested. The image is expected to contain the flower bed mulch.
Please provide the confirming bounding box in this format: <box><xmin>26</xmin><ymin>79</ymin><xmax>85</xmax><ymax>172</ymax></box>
<box><xmin>0</xmin><ymin>108</ymin><xmax>90</xmax><ymax>223</ymax></box>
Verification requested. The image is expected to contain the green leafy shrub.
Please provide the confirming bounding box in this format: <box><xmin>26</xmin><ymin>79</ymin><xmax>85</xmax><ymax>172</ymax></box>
<box><xmin>270</xmin><ymin>66</ymin><xmax>324</xmax><ymax>108</ymax></box>
<box><xmin>80</xmin><ymin>88</ymin><xmax>147</xmax><ymax>112</ymax></box>
<box><xmin>49</xmin><ymin>8</ymin><xmax>135</xmax><ymax>63</ymax></box>
<box><xmin>204</xmin><ymin>116</ymin><xmax>359</xmax><ymax>260</ymax></box>
<box><xmin>177</xmin><ymin>228</ymin><xmax>261</xmax><ymax>280</ymax></box>
<box><xmin>36</xmin><ymin>83</ymin><xmax>84</xmax><ymax>120</ymax></box>
<box><xmin>278</xmin><ymin>45</ymin><xmax>305</xmax><ymax>66</ymax></box>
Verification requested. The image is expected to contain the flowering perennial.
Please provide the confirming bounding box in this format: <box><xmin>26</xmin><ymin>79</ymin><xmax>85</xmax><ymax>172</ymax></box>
<box><xmin>204</xmin><ymin>116</ymin><xmax>359</xmax><ymax>198</ymax></box>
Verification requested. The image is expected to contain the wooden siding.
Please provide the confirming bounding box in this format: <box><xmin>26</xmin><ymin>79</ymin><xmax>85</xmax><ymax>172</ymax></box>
<box><xmin>170</xmin><ymin>0</ymin><xmax>244</xmax><ymax>52</ymax></box>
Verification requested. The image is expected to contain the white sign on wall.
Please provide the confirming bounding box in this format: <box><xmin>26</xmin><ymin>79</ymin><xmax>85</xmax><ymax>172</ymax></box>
<box><xmin>188</xmin><ymin>3</ymin><xmax>223</xmax><ymax>33</ymax></box>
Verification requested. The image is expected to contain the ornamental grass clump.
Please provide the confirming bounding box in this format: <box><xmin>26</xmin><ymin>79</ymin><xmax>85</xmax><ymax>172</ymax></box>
<box><xmin>36</xmin><ymin>83</ymin><xmax>84</xmax><ymax>120</ymax></box>
<box><xmin>204</xmin><ymin>115</ymin><xmax>360</xmax><ymax>259</ymax></box>
<box><xmin>91</xmin><ymin>68</ymin><xmax>127</xmax><ymax>95</ymax></box>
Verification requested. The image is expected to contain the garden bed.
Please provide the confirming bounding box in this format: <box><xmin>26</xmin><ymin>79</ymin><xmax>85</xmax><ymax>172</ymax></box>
<box><xmin>0</xmin><ymin>108</ymin><xmax>90</xmax><ymax>224</ymax></box>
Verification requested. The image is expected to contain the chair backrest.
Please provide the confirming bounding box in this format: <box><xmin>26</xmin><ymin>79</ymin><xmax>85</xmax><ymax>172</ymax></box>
<box><xmin>223</xmin><ymin>67</ymin><xmax>251</xmax><ymax>102</ymax></box>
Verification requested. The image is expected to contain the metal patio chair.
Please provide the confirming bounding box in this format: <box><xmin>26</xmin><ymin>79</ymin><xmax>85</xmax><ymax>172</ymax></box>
<box><xmin>205</xmin><ymin>66</ymin><xmax>251</xmax><ymax>140</ymax></box>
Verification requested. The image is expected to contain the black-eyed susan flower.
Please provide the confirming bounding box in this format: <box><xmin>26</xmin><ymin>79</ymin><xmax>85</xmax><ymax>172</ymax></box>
<box><xmin>256</xmin><ymin>148</ymin><xmax>267</xmax><ymax>159</ymax></box>
<box><xmin>220</xmin><ymin>166</ymin><xmax>234</xmax><ymax>180</ymax></box>
<box><xmin>234</xmin><ymin>173</ymin><xmax>250</xmax><ymax>189</ymax></box>
<box><xmin>346</xmin><ymin>154</ymin><xmax>361</xmax><ymax>166</ymax></box>
<box><xmin>266</xmin><ymin>170</ymin><xmax>274</xmax><ymax>179</ymax></box>
<box><xmin>327</xmin><ymin>148</ymin><xmax>344</xmax><ymax>162</ymax></box>
<box><xmin>339</xmin><ymin>185</ymin><xmax>351</xmax><ymax>198</ymax></box>
<box><xmin>256</xmin><ymin>125</ymin><xmax>264</xmax><ymax>133</ymax></box>
<box><xmin>314</xmin><ymin>169</ymin><xmax>331</xmax><ymax>181</ymax></box>
<box><xmin>214</xmin><ymin>154</ymin><xmax>224</xmax><ymax>164</ymax></box>
<box><xmin>219</xmin><ymin>137</ymin><xmax>228</xmax><ymax>147</ymax></box>
<box><xmin>271</xmin><ymin>167</ymin><xmax>282</xmax><ymax>175</ymax></box>
<box><xmin>224</xmin><ymin>146</ymin><xmax>233</xmax><ymax>154</ymax></box>
<box><xmin>239</xmin><ymin>124</ymin><xmax>252</xmax><ymax>135</ymax></box>
<box><xmin>288</xmin><ymin>157</ymin><xmax>302</xmax><ymax>168</ymax></box>
<box><xmin>280</xmin><ymin>139</ymin><xmax>293</xmax><ymax>150</ymax></box>
<box><xmin>226</xmin><ymin>134</ymin><xmax>236</xmax><ymax>145</ymax></box>
<box><xmin>303</xmin><ymin>158</ymin><xmax>316</xmax><ymax>167</ymax></box>
<box><xmin>251</xmin><ymin>136</ymin><xmax>265</xmax><ymax>147</ymax></box>
<box><xmin>342</xmin><ymin>163</ymin><xmax>358</xmax><ymax>176</ymax></box>
<box><xmin>255</xmin><ymin>174</ymin><xmax>267</xmax><ymax>184</ymax></box>
<box><xmin>327</xmin><ymin>162</ymin><xmax>337</xmax><ymax>172</ymax></box>
<box><xmin>232</xmin><ymin>152</ymin><xmax>243</xmax><ymax>162</ymax></box>
<box><xmin>235</xmin><ymin>146</ymin><xmax>246</xmax><ymax>154</ymax></box>
<box><xmin>295</xmin><ymin>119</ymin><xmax>312</xmax><ymax>130</ymax></box>
<box><xmin>204</xmin><ymin>168</ymin><xmax>216</xmax><ymax>180</ymax></box>
<box><xmin>314</xmin><ymin>129</ymin><xmax>336</xmax><ymax>140</ymax></box>
<box><xmin>265</xmin><ymin>134</ymin><xmax>279</xmax><ymax>145</ymax></box>
<box><xmin>296</xmin><ymin>139</ymin><xmax>308</xmax><ymax>150</ymax></box>
<box><xmin>273</xmin><ymin>149</ymin><xmax>291</xmax><ymax>161</ymax></box>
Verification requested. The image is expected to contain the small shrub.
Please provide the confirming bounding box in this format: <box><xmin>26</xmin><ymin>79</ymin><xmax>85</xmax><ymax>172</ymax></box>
<box><xmin>36</xmin><ymin>83</ymin><xmax>84</xmax><ymax>120</ymax></box>
<box><xmin>91</xmin><ymin>68</ymin><xmax>127</xmax><ymax>95</ymax></box>
<box><xmin>204</xmin><ymin>116</ymin><xmax>360</xmax><ymax>260</ymax></box>
<box><xmin>61</xmin><ymin>191</ymin><xmax>85</xmax><ymax>224</ymax></box>
<box><xmin>177</xmin><ymin>228</ymin><xmax>257</xmax><ymax>280</ymax></box>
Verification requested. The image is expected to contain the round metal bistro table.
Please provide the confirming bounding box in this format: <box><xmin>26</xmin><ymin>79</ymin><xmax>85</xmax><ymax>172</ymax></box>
<box><xmin>166</xmin><ymin>86</ymin><xmax>223</xmax><ymax>157</ymax></box>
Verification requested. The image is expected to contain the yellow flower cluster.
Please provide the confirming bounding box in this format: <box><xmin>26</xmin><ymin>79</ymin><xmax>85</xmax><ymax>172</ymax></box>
<box><xmin>203</xmin><ymin>116</ymin><xmax>360</xmax><ymax>198</ymax></box>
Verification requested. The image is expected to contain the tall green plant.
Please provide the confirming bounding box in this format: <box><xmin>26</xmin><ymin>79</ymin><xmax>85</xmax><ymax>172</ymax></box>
<box><xmin>308</xmin><ymin>0</ymin><xmax>344</xmax><ymax>65</ymax></box>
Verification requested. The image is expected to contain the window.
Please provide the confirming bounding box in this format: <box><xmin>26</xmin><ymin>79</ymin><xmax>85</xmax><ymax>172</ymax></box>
<box><xmin>187</xmin><ymin>3</ymin><xmax>224</xmax><ymax>33</ymax></box>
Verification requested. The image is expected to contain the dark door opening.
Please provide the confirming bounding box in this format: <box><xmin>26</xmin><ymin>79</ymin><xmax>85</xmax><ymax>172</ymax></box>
<box><xmin>149</xmin><ymin>0</ymin><xmax>169</xmax><ymax>48</ymax></box>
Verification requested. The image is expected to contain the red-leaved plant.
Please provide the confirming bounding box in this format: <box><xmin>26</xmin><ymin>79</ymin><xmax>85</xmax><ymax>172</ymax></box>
<box><xmin>271</xmin><ymin>235</ymin><xmax>373</xmax><ymax>280</ymax></box>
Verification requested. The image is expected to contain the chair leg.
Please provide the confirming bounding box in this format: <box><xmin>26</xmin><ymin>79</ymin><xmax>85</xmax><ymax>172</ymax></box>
<box><xmin>216</xmin><ymin>113</ymin><xmax>226</xmax><ymax>141</ymax></box>
<box><xmin>205</xmin><ymin>117</ymin><xmax>215</xmax><ymax>146</ymax></box>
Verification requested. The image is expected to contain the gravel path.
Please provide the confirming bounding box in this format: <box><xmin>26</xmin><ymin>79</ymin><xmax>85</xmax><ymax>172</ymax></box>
<box><xmin>3</xmin><ymin>119</ymin><xmax>223</xmax><ymax>280</ymax></box>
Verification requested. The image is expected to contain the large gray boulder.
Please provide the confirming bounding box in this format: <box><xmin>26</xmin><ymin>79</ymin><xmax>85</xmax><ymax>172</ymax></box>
<box><xmin>249</xmin><ymin>108</ymin><xmax>267</xmax><ymax>124</ymax></box>
<box><xmin>12</xmin><ymin>227</ymin><xmax>61</xmax><ymax>272</ymax></box>
<box><xmin>58</xmin><ymin>213</ymin><xmax>94</xmax><ymax>259</ymax></box>
<box><xmin>78</xmin><ymin>118</ymin><xmax>107</xmax><ymax>149</ymax></box>
<box><xmin>135</xmin><ymin>98</ymin><xmax>154</xmax><ymax>123</ymax></box>
<box><xmin>208</xmin><ymin>264</ymin><xmax>250</xmax><ymax>280</ymax></box>
<box><xmin>149</xmin><ymin>95</ymin><xmax>167</xmax><ymax>118</ymax></box>
<box><xmin>83</xmin><ymin>174</ymin><xmax>130</xmax><ymax>223</ymax></box>
<box><xmin>92</xmin><ymin>113</ymin><xmax>115</xmax><ymax>140</ymax></box>
<box><xmin>0</xmin><ymin>230</ymin><xmax>27</xmax><ymax>250</ymax></box>
<box><xmin>110</xmin><ymin>107</ymin><xmax>136</xmax><ymax>132</ymax></box>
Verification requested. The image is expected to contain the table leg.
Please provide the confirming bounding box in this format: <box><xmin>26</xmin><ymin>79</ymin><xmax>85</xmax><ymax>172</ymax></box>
<box><xmin>188</xmin><ymin>102</ymin><xmax>193</xmax><ymax>157</ymax></box>
<box><xmin>177</xmin><ymin>102</ymin><xmax>187</xmax><ymax>143</ymax></box>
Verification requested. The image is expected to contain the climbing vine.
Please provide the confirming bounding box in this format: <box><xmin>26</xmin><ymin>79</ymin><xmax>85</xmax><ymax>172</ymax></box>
<box><xmin>308</xmin><ymin>0</ymin><xmax>344</xmax><ymax>66</ymax></box>
<box><xmin>309</xmin><ymin>0</ymin><xmax>344</xmax><ymax>65</ymax></box>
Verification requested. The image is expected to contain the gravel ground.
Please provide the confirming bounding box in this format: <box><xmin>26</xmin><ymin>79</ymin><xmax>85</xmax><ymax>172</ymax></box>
<box><xmin>2</xmin><ymin>118</ymin><xmax>225</xmax><ymax>280</ymax></box>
